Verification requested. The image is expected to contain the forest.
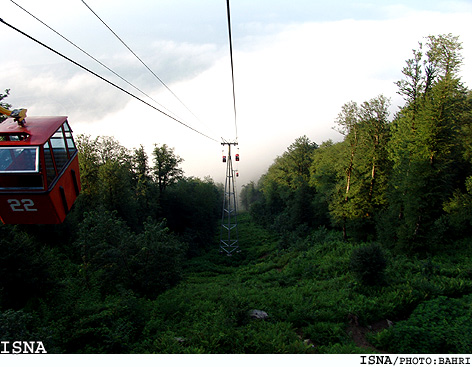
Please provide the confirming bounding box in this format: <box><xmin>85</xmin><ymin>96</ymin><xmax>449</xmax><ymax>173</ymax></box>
<box><xmin>1</xmin><ymin>33</ymin><xmax>472</xmax><ymax>353</ymax></box>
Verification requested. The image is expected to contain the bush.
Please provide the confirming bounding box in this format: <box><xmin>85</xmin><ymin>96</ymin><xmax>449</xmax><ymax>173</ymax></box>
<box><xmin>304</xmin><ymin>322</ymin><xmax>347</xmax><ymax>346</ymax></box>
<box><xmin>74</xmin><ymin>210</ymin><xmax>187</xmax><ymax>298</ymax></box>
<box><xmin>370</xmin><ymin>295</ymin><xmax>472</xmax><ymax>353</ymax></box>
<box><xmin>64</xmin><ymin>291</ymin><xmax>152</xmax><ymax>353</ymax></box>
<box><xmin>132</xmin><ymin>219</ymin><xmax>187</xmax><ymax>297</ymax></box>
<box><xmin>350</xmin><ymin>243</ymin><xmax>387</xmax><ymax>286</ymax></box>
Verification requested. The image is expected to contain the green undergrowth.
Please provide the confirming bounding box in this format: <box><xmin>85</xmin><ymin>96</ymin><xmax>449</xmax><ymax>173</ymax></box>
<box><xmin>136</xmin><ymin>213</ymin><xmax>472</xmax><ymax>353</ymax></box>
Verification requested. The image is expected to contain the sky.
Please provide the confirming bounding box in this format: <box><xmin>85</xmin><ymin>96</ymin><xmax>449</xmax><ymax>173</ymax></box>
<box><xmin>1</xmin><ymin>0</ymin><xmax>472</xmax><ymax>188</ymax></box>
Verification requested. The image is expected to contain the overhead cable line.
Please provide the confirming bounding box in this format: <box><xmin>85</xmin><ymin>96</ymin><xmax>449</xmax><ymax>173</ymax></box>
<box><xmin>0</xmin><ymin>18</ymin><xmax>220</xmax><ymax>143</ymax></box>
<box><xmin>8</xmin><ymin>0</ymin><xmax>180</xmax><ymax>121</ymax></box>
<box><xmin>225</xmin><ymin>0</ymin><xmax>238</xmax><ymax>141</ymax></box>
<box><xmin>81</xmin><ymin>0</ymin><xmax>207</xmax><ymax>131</ymax></box>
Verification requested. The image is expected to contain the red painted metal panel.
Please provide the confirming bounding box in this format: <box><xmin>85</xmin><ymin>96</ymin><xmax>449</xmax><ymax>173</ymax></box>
<box><xmin>0</xmin><ymin>117</ymin><xmax>68</xmax><ymax>146</ymax></box>
<box><xmin>0</xmin><ymin>193</ymin><xmax>61</xmax><ymax>224</ymax></box>
<box><xmin>0</xmin><ymin>155</ymin><xmax>80</xmax><ymax>224</ymax></box>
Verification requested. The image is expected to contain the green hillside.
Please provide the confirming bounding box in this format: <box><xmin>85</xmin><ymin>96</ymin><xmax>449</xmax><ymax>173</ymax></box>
<box><xmin>137</xmin><ymin>213</ymin><xmax>472</xmax><ymax>353</ymax></box>
<box><xmin>2</xmin><ymin>33</ymin><xmax>472</xmax><ymax>354</ymax></box>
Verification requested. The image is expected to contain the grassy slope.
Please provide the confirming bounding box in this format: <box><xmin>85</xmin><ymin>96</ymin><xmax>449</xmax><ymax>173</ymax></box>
<box><xmin>137</xmin><ymin>213</ymin><xmax>472</xmax><ymax>353</ymax></box>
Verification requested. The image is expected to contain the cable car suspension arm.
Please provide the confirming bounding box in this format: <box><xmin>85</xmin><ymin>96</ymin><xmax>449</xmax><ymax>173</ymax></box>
<box><xmin>0</xmin><ymin>106</ymin><xmax>27</xmax><ymax>125</ymax></box>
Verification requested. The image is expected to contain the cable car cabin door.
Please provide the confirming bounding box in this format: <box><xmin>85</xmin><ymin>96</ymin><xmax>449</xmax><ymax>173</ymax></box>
<box><xmin>0</xmin><ymin>117</ymin><xmax>81</xmax><ymax>224</ymax></box>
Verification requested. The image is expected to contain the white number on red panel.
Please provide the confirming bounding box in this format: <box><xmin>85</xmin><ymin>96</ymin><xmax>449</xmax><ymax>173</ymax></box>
<box><xmin>8</xmin><ymin>199</ymin><xmax>38</xmax><ymax>212</ymax></box>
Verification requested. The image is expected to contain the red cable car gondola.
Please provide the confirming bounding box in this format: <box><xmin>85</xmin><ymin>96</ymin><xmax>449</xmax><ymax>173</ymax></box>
<box><xmin>0</xmin><ymin>111</ymin><xmax>81</xmax><ymax>224</ymax></box>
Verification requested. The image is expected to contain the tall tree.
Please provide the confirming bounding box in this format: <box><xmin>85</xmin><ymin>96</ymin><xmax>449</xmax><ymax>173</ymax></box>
<box><xmin>262</xmin><ymin>135</ymin><xmax>317</xmax><ymax>192</ymax></box>
<box><xmin>152</xmin><ymin>144</ymin><xmax>183</xmax><ymax>194</ymax></box>
<box><xmin>161</xmin><ymin>177</ymin><xmax>220</xmax><ymax>253</ymax></box>
<box><xmin>257</xmin><ymin>136</ymin><xmax>318</xmax><ymax>229</ymax></box>
<box><xmin>327</xmin><ymin>97</ymin><xmax>391</xmax><ymax>240</ymax></box>
<box><xmin>334</xmin><ymin>101</ymin><xmax>360</xmax><ymax>206</ymax></box>
<box><xmin>75</xmin><ymin>135</ymin><xmax>137</xmax><ymax>227</ymax></box>
<box><xmin>132</xmin><ymin>145</ymin><xmax>151</xmax><ymax>187</ymax></box>
<box><xmin>131</xmin><ymin>146</ymin><xmax>158</xmax><ymax>223</ymax></box>
<box><xmin>395</xmin><ymin>45</ymin><xmax>424</xmax><ymax>113</ymax></box>
<box><xmin>358</xmin><ymin>95</ymin><xmax>391</xmax><ymax>210</ymax></box>
<box><xmin>76</xmin><ymin>135</ymin><xmax>130</xmax><ymax>197</ymax></box>
<box><xmin>386</xmin><ymin>34</ymin><xmax>468</xmax><ymax>248</ymax></box>
<box><xmin>240</xmin><ymin>181</ymin><xmax>262</xmax><ymax>211</ymax></box>
<box><xmin>331</xmin><ymin>101</ymin><xmax>363</xmax><ymax>239</ymax></box>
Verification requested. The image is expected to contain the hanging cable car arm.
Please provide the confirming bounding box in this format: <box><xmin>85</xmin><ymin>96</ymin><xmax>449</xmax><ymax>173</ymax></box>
<box><xmin>0</xmin><ymin>106</ymin><xmax>27</xmax><ymax>124</ymax></box>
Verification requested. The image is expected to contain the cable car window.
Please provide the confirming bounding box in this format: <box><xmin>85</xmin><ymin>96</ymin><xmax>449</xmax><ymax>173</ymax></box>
<box><xmin>50</xmin><ymin>128</ymin><xmax>68</xmax><ymax>172</ymax></box>
<box><xmin>0</xmin><ymin>133</ymin><xmax>29</xmax><ymax>141</ymax></box>
<box><xmin>43</xmin><ymin>141</ymin><xmax>56</xmax><ymax>186</ymax></box>
<box><xmin>66</xmin><ymin>137</ymin><xmax>77</xmax><ymax>155</ymax></box>
<box><xmin>62</xmin><ymin>122</ymin><xmax>77</xmax><ymax>156</ymax></box>
<box><xmin>0</xmin><ymin>147</ymin><xmax>39</xmax><ymax>173</ymax></box>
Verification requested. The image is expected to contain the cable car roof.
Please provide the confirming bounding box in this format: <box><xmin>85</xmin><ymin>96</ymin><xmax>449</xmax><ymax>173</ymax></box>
<box><xmin>0</xmin><ymin>116</ymin><xmax>68</xmax><ymax>146</ymax></box>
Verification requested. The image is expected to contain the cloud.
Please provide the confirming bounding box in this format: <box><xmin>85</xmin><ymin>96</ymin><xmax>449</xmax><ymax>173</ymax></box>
<box><xmin>170</xmin><ymin>10</ymin><xmax>472</xmax><ymax>183</ymax></box>
<box><xmin>2</xmin><ymin>4</ymin><xmax>472</xmax><ymax>187</ymax></box>
<box><xmin>2</xmin><ymin>64</ymin><xmax>130</xmax><ymax>121</ymax></box>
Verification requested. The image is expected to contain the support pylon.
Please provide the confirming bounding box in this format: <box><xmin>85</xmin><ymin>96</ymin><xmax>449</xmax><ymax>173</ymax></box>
<box><xmin>220</xmin><ymin>141</ymin><xmax>239</xmax><ymax>255</ymax></box>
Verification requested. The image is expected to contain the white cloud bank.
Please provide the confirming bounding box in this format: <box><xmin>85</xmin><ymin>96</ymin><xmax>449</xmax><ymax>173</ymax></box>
<box><xmin>130</xmin><ymin>10</ymin><xmax>472</xmax><ymax>185</ymax></box>
<box><xmin>2</xmin><ymin>5</ymin><xmax>472</xmax><ymax>187</ymax></box>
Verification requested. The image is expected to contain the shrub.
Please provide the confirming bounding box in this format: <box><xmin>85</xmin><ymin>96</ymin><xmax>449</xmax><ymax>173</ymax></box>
<box><xmin>304</xmin><ymin>322</ymin><xmax>347</xmax><ymax>346</ymax></box>
<box><xmin>370</xmin><ymin>295</ymin><xmax>472</xmax><ymax>353</ymax></box>
<box><xmin>132</xmin><ymin>219</ymin><xmax>187</xmax><ymax>297</ymax></box>
<box><xmin>349</xmin><ymin>243</ymin><xmax>387</xmax><ymax>286</ymax></box>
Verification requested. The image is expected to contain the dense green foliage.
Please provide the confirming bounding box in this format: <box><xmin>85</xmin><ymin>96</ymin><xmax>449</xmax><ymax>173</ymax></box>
<box><xmin>0</xmin><ymin>131</ymin><xmax>222</xmax><ymax>352</ymax></box>
<box><xmin>2</xmin><ymin>34</ymin><xmax>472</xmax><ymax>354</ymax></box>
<box><xmin>371</xmin><ymin>295</ymin><xmax>472</xmax><ymax>353</ymax></box>
<box><xmin>3</xmin><ymin>210</ymin><xmax>472</xmax><ymax>353</ymax></box>
<box><xmin>349</xmin><ymin>243</ymin><xmax>387</xmax><ymax>286</ymax></box>
<box><xmin>243</xmin><ymin>34</ymin><xmax>472</xmax><ymax>250</ymax></box>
